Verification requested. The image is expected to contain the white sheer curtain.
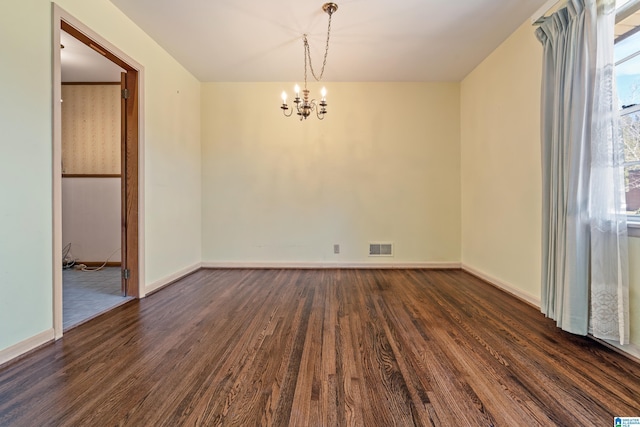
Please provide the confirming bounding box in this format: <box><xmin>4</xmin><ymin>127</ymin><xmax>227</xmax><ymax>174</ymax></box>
<box><xmin>536</xmin><ymin>0</ymin><xmax>629</xmax><ymax>344</ymax></box>
<box><xmin>589</xmin><ymin>0</ymin><xmax>629</xmax><ymax>343</ymax></box>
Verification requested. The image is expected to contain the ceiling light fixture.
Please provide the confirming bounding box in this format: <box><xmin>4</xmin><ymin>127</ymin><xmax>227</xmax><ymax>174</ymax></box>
<box><xmin>281</xmin><ymin>2</ymin><xmax>338</xmax><ymax>121</ymax></box>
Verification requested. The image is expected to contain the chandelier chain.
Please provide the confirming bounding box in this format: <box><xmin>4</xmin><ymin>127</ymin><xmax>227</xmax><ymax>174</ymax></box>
<box><xmin>303</xmin><ymin>8</ymin><xmax>333</xmax><ymax>85</ymax></box>
<box><xmin>304</xmin><ymin>37</ymin><xmax>308</xmax><ymax>89</ymax></box>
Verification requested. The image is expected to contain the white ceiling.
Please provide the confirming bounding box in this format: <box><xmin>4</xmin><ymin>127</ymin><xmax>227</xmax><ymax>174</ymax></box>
<box><xmin>61</xmin><ymin>30</ymin><xmax>124</xmax><ymax>82</ymax></box>
<box><xmin>106</xmin><ymin>0</ymin><xmax>549</xmax><ymax>82</ymax></box>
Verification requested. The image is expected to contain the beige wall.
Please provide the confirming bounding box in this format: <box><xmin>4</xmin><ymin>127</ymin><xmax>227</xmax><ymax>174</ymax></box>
<box><xmin>0</xmin><ymin>0</ymin><xmax>53</xmax><ymax>353</ymax></box>
<box><xmin>54</xmin><ymin>0</ymin><xmax>203</xmax><ymax>291</ymax></box>
<box><xmin>60</xmin><ymin>84</ymin><xmax>121</xmax><ymax>263</ymax></box>
<box><xmin>461</xmin><ymin>21</ymin><xmax>640</xmax><ymax>348</ymax></box>
<box><xmin>61</xmin><ymin>84</ymin><xmax>121</xmax><ymax>175</ymax></box>
<box><xmin>461</xmin><ymin>21</ymin><xmax>543</xmax><ymax>302</ymax></box>
<box><xmin>201</xmin><ymin>82</ymin><xmax>461</xmax><ymax>264</ymax></box>
<box><xmin>0</xmin><ymin>0</ymin><xmax>202</xmax><ymax>360</ymax></box>
<box><xmin>62</xmin><ymin>177</ymin><xmax>121</xmax><ymax>263</ymax></box>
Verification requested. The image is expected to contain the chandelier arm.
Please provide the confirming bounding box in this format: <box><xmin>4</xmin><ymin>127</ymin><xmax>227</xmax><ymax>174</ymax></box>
<box><xmin>281</xmin><ymin>105</ymin><xmax>293</xmax><ymax>117</ymax></box>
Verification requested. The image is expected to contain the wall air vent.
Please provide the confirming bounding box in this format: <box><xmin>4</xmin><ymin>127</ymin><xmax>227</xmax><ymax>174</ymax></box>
<box><xmin>369</xmin><ymin>242</ymin><xmax>393</xmax><ymax>257</ymax></box>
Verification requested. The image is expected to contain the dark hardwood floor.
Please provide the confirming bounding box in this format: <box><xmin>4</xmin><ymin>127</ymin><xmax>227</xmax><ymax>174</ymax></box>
<box><xmin>0</xmin><ymin>269</ymin><xmax>639</xmax><ymax>426</ymax></box>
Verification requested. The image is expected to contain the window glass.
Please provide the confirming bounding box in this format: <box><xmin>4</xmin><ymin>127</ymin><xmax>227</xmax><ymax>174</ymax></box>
<box><xmin>616</xmin><ymin>52</ymin><xmax>640</xmax><ymax>108</ymax></box>
<box><xmin>619</xmin><ymin>103</ymin><xmax>640</xmax><ymax>216</ymax></box>
<box><xmin>615</xmin><ymin>30</ymin><xmax>640</xmax><ymax>63</ymax></box>
<box><xmin>615</xmin><ymin>5</ymin><xmax>640</xmax><ymax>218</ymax></box>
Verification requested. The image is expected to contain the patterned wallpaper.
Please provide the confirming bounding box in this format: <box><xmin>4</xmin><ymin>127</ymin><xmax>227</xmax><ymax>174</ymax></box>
<box><xmin>61</xmin><ymin>84</ymin><xmax>121</xmax><ymax>175</ymax></box>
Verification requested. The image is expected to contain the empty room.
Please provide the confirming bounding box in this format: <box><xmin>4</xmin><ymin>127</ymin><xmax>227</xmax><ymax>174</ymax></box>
<box><xmin>1</xmin><ymin>0</ymin><xmax>640</xmax><ymax>425</ymax></box>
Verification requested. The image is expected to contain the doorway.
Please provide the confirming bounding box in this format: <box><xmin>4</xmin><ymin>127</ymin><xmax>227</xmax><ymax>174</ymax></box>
<box><xmin>53</xmin><ymin>9</ymin><xmax>143</xmax><ymax>337</ymax></box>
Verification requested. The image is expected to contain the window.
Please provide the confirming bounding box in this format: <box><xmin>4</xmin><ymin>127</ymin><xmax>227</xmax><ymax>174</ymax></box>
<box><xmin>615</xmin><ymin>2</ymin><xmax>640</xmax><ymax>223</ymax></box>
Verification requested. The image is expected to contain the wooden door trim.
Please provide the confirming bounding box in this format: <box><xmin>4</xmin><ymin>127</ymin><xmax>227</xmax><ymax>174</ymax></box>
<box><xmin>121</xmin><ymin>71</ymin><xmax>140</xmax><ymax>297</ymax></box>
<box><xmin>61</xmin><ymin>21</ymin><xmax>136</xmax><ymax>73</ymax></box>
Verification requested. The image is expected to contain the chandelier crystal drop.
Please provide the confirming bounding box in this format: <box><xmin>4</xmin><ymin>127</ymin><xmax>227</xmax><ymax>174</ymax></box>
<box><xmin>280</xmin><ymin>3</ymin><xmax>337</xmax><ymax>121</ymax></box>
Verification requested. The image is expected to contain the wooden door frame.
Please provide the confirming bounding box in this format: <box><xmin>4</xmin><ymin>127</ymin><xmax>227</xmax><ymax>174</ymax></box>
<box><xmin>119</xmin><ymin>70</ymin><xmax>140</xmax><ymax>297</ymax></box>
<box><xmin>52</xmin><ymin>5</ymin><xmax>146</xmax><ymax>338</ymax></box>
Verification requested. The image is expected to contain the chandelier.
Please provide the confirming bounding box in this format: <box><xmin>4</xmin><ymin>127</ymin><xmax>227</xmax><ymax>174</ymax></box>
<box><xmin>280</xmin><ymin>3</ymin><xmax>338</xmax><ymax>121</ymax></box>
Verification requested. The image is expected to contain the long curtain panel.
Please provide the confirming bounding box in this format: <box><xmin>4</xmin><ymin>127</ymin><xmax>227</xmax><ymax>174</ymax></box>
<box><xmin>536</xmin><ymin>0</ymin><xmax>629</xmax><ymax>344</ymax></box>
<box><xmin>589</xmin><ymin>0</ymin><xmax>629</xmax><ymax>343</ymax></box>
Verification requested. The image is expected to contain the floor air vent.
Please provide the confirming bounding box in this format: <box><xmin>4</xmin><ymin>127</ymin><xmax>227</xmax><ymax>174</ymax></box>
<box><xmin>369</xmin><ymin>243</ymin><xmax>393</xmax><ymax>257</ymax></box>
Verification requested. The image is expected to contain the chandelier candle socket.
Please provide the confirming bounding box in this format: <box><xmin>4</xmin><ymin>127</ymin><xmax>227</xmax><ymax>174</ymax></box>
<box><xmin>280</xmin><ymin>3</ymin><xmax>337</xmax><ymax>121</ymax></box>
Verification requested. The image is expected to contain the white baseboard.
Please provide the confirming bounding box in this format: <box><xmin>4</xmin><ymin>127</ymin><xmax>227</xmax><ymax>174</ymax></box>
<box><xmin>461</xmin><ymin>264</ymin><xmax>640</xmax><ymax>362</ymax></box>
<box><xmin>593</xmin><ymin>337</ymin><xmax>640</xmax><ymax>362</ymax></box>
<box><xmin>461</xmin><ymin>264</ymin><xmax>541</xmax><ymax>308</ymax></box>
<box><xmin>201</xmin><ymin>261</ymin><xmax>461</xmax><ymax>270</ymax></box>
<box><xmin>0</xmin><ymin>329</ymin><xmax>54</xmax><ymax>367</ymax></box>
<box><xmin>144</xmin><ymin>262</ymin><xmax>203</xmax><ymax>295</ymax></box>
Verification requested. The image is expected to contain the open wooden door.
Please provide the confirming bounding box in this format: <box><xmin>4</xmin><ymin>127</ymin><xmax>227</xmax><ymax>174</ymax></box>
<box><xmin>120</xmin><ymin>70</ymin><xmax>139</xmax><ymax>297</ymax></box>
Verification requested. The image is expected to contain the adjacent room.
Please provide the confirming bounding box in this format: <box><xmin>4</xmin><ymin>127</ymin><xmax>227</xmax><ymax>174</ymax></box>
<box><xmin>60</xmin><ymin>29</ymin><xmax>131</xmax><ymax>329</ymax></box>
<box><xmin>1</xmin><ymin>0</ymin><xmax>639</xmax><ymax>425</ymax></box>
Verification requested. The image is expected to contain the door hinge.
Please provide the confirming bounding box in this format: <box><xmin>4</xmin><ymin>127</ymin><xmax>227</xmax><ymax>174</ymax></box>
<box><xmin>123</xmin><ymin>268</ymin><xmax>130</xmax><ymax>280</ymax></box>
<box><xmin>122</xmin><ymin>88</ymin><xmax>130</xmax><ymax>99</ymax></box>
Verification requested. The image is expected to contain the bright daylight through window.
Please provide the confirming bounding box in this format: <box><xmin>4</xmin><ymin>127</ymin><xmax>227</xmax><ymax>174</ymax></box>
<box><xmin>615</xmin><ymin>0</ymin><xmax>640</xmax><ymax>222</ymax></box>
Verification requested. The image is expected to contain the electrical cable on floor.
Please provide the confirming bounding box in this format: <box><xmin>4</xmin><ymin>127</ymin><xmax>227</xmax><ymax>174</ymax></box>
<box><xmin>76</xmin><ymin>247</ymin><xmax>121</xmax><ymax>272</ymax></box>
<box><xmin>62</xmin><ymin>242</ymin><xmax>76</xmax><ymax>269</ymax></box>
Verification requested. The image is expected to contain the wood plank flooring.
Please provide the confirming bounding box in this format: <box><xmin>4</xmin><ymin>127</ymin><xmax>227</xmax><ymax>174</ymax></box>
<box><xmin>0</xmin><ymin>269</ymin><xmax>639</xmax><ymax>426</ymax></box>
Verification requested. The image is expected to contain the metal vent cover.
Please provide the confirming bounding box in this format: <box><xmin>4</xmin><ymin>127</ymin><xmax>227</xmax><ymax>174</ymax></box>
<box><xmin>369</xmin><ymin>243</ymin><xmax>393</xmax><ymax>257</ymax></box>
